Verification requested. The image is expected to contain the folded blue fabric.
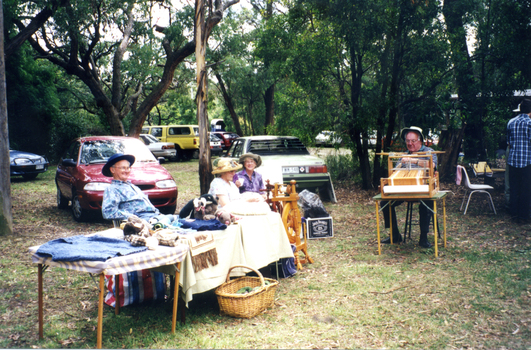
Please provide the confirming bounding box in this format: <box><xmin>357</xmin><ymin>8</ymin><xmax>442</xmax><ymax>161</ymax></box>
<box><xmin>178</xmin><ymin>219</ymin><xmax>227</xmax><ymax>231</ymax></box>
<box><xmin>36</xmin><ymin>235</ymin><xmax>147</xmax><ymax>262</ymax></box>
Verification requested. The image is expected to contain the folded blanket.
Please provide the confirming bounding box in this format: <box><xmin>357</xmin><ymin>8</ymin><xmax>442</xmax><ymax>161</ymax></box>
<box><xmin>178</xmin><ymin>219</ymin><xmax>227</xmax><ymax>231</ymax></box>
<box><xmin>36</xmin><ymin>235</ymin><xmax>147</xmax><ymax>262</ymax></box>
<box><xmin>178</xmin><ymin>232</ymin><xmax>218</xmax><ymax>272</ymax></box>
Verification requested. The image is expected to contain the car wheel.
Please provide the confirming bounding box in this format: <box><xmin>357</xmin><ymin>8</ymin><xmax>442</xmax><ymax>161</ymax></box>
<box><xmin>71</xmin><ymin>192</ymin><xmax>90</xmax><ymax>222</ymax></box>
<box><xmin>319</xmin><ymin>184</ymin><xmax>337</xmax><ymax>203</ymax></box>
<box><xmin>160</xmin><ymin>205</ymin><xmax>177</xmax><ymax>215</ymax></box>
<box><xmin>57</xmin><ymin>187</ymin><xmax>69</xmax><ymax>209</ymax></box>
<box><xmin>22</xmin><ymin>173</ymin><xmax>38</xmax><ymax>180</ymax></box>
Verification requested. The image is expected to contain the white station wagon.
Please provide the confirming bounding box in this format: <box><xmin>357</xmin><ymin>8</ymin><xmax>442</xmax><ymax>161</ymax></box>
<box><xmin>222</xmin><ymin>136</ymin><xmax>337</xmax><ymax>203</ymax></box>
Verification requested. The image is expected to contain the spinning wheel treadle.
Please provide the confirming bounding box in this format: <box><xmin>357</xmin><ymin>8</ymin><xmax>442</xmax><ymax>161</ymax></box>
<box><xmin>263</xmin><ymin>180</ymin><xmax>314</xmax><ymax>270</ymax></box>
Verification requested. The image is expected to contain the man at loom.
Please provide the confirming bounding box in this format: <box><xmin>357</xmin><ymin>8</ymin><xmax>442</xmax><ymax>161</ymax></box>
<box><xmin>380</xmin><ymin>126</ymin><xmax>437</xmax><ymax>248</ymax></box>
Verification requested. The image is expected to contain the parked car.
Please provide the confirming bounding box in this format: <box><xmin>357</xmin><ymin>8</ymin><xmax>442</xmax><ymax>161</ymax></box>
<box><xmin>55</xmin><ymin>136</ymin><xmax>178</xmax><ymax>222</ymax></box>
<box><xmin>222</xmin><ymin>136</ymin><xmax>337</xmax><ymax>202</ymax></box>
<box><xmin>139</xmin><ymin>133</ymin><xmax>177</xmax><ymax>161</ymax></box>
<box><xmin>141</xmin><ymin>125</ymin><xmax>199</xmax><ymax>161</ymax></box>
<box><xmin>210</xmin><ymin>133</ymin><xmax>224</xmax><ymax>156</ymax></box>
<box><xmin>10</xmin><ymin>150</ymin><xmax>49</xmax><ymax>180</ymax></box>
<box><xmin>212</xmin><ymin>131</ymin><xmax>240</xmax><ymax>150</ymax></box>
<box><xmin>315</xmin><ymin>131</ymin><xmax>342</xmax><ymax>147</ymax></box>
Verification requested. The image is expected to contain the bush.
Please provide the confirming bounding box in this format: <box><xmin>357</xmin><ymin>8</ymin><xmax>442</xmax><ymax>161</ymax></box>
<box><xmin>325</xmin><ymin>152</ymin><xmax>361</xmax><ymax>184</ymax></box>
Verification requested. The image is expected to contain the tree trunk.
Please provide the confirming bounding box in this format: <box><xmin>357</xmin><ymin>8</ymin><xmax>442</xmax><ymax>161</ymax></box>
<box><xmin>0</xmin><ymin>0</ymin><xmax>13</xmax><ymax>235</ymax></box>
<box><xmin>264</xmin><ymin>84</ymin><xmax>275</xmax><ymax>131</ymax></box>
<box><xmin>215</xmin><ymin>72</ymin><xmax>244</xmax><ymax>136</ymax></box>
<box><xmin>443</xmin><ymin>0</ymin><xmax>482</xmax><ymax>160</ymax></box>
<box><xmin>438</xmin><ymin>127</ymin><xmax>465</xmax><ymax>180</ymax></box>
<box><xmin>196</xmin><ymin>0</ymin><xmax>213</xmax><ymax>195</ymax></box>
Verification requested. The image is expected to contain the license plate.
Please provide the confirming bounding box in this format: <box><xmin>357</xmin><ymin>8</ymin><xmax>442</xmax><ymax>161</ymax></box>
<box><xmin>36</xmin><ymin>164</ymin><xmax>44</xmax><ymax>170</ymax></box>
<box><xmin>282</xmin><ymin>166</ymin><xmax>306</xmax><ymax>174</ymax></box>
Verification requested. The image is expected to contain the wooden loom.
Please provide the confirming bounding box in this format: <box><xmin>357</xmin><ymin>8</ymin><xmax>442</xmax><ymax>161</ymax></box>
<box><xmin>379</xmin><ymin>152</ymin><xmax>443</xmax><ymax>199</ymax></box>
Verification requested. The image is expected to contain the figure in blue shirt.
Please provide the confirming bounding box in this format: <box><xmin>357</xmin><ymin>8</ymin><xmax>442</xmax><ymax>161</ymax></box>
<box><xmin>507</xmin><ymin>99</ymin><xmax>531</xmax><ymax>223</ymax></box>
<box><xmin>233</xmin><ymin>153</ymin><xmax>266</xmax><ymax>198</ymax></box>
<box><xmin>101</xmin><ymin>153</ymin><xmax>160</xmax><ymax>221</ymax></box>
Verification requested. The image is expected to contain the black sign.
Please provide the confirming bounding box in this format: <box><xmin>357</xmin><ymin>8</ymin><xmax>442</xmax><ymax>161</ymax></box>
<box><xmin>307</xmin><ymin>217</ymin><xmax>333</xmax><ymax>239</ymax></box>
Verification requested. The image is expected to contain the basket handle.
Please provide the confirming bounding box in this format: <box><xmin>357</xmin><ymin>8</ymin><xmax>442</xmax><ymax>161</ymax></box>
<box><xmin>225</xmin><ymin>265</ymin><xmax>265</xmax><ymax>288</ymax></box>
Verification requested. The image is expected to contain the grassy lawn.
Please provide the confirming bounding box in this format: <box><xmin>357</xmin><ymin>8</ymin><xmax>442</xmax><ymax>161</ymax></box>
<box><xmin>1</xmin><ymin>158</ymin><xmax>530</xmax><ymax>349</ymax></box>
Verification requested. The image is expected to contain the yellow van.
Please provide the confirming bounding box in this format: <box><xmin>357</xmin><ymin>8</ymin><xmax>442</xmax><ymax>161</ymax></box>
<box><xmin>142</xmin><ymin>125</ymin><xmax>199</xmax><ymax>161</ymax></box>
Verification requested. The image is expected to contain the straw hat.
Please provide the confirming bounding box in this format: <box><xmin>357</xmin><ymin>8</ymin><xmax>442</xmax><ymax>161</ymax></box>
<box><xmin>102</xmin><ymin>153</ymin><xmax>135</xmax><ymax>177</ymax></box>
<box><xmin>238</xmin><ymin>153</ymin><xmax>262</xmax><ymax>168</ymax></box>
<box><xmin>400</xmin><ymin>126</ymin><xmax>425</xmax><ymax>143</ymax></box>
<box><xmin>212</xmin><ymin>158</ymin><xmax>242</xmax><ymax>174</ymax></box>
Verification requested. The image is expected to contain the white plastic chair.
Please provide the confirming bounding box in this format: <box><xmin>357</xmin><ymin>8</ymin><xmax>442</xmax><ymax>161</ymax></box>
<box><xmin>456</xmin><ymin>165</ymin><xmax>497</xmax><ymax>215</ymax></box>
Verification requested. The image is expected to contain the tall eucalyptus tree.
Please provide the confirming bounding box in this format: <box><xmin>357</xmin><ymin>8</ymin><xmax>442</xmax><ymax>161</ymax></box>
<box><xmin>17</xmin><ymin>0</ymin><xmax>238</xmax><ymax>136</ymax></box>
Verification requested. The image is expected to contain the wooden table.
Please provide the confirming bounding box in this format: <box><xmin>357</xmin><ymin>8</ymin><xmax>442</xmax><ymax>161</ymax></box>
<box><xmin>372</xmin><ymin>192</ymin><xmax>448</xmax><ymax>257</ymax></box>
<box><xmin>29</xmin><ymin>228</ymin><xmax>189</xmax><ymax>349</ymax></box>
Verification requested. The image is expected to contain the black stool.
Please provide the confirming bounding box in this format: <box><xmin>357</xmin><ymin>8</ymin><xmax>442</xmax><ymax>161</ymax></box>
<box><xmin>403</xmin><ymin>201</ymin><xmax>441</xmax><ymax>243</ymax></box>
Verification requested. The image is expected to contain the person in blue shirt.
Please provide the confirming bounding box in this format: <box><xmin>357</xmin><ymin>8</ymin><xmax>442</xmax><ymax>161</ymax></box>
<box><xmin>381</xmin><ymin>126</ymin><xmax>438</xmax><ymax>248</ymax></box>
<box><xmin>101</xmin><ymin>153</ymin><xmax>160</xmax><ymax>221</ymax></box>
<box><xmin>507</xmin><ymin>99</ymin><xmax>531</xmax><ymax>224</ymax></box>
<box><xmin>233</xmin><ymin>153</ymin><xmax>266</xmax><ymax>197</ymax></box>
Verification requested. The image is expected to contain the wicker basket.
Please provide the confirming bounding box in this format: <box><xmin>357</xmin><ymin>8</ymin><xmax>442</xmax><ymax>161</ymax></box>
<box><xmin>215</xmin><ymin>265</ymin><xmax>279</xmax><ymax>318</ymax></box>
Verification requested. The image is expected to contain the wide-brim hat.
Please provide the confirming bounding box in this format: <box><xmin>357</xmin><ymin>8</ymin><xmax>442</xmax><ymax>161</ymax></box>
<box><xmin>514</xmin><ymin>99</ymin><xmax>531</xmax><ymax>113</ymax></box>
<box><xmin>212</xmin><ymin>158</ymin><xmax>242</xmax><ymax>174</ymax></box>
<box><xmin>102</xmin><ymin>153</ymin><xmax>136</xmax><ymax>177</ymax></box>
<box><xmin>400</xmin><ymin>126</ymin><xmax>424</xmax><ymax>143</ymax></box>
<box><xmin>238</xmin><ymin>153</ymin><xmax>262</xmax><ymax>168</ymax></box>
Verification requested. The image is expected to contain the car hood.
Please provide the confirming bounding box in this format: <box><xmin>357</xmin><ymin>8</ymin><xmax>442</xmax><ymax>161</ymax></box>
<box><xmin>10</xmin><ymin>150</ymin><xmax>46</xmax><ymax>160</ymax></box>
<box><xmin>75</xmin><ymin>161</ymin><xmax>173</xmax><ymax>184</ymax></box>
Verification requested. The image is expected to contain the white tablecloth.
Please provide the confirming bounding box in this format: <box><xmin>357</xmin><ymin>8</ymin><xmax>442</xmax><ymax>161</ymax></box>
<box><xmin>179</xmin><ymin>211</ymin><xmax>294</xmax><ymax>304</ymax></box>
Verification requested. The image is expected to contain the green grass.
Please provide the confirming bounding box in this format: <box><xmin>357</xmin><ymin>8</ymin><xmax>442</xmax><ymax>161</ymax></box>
<box><xmin>1</xmin><ymin>159</ymin><xmax>531</xmax><ymax>348</ymax></box>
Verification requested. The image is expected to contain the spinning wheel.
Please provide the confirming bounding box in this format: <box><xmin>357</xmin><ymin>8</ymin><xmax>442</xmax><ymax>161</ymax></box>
<box><xmin>264</xmin><ymin>180</ymin><xmax>314</xmax><ymax>270</ymax></box>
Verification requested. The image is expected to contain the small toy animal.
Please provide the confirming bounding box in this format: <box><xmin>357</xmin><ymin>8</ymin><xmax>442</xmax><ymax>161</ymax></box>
<box><xmin>215</xmin><ymin>208</ymin><xmax>238</xmax><ymax>225</ymax></box>
<box><xmin>193</xmin><ymin>196</ymin><xmax>218</xmax><ymax>221</ymax></box>
<box><xmin>179</xmin><ymin>194</ymin><xmax>218</xmax><ymax>219</ymax></box>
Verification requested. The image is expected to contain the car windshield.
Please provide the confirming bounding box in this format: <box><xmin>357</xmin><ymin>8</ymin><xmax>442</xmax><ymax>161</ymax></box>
<box><xmin>143</xmin><ymin>134</ymin><xmax>159</xmax><ymax>143</ymax></box>
<box><xmin>248</xmin><ymin>138</ymin><xmax>310</xmax><ymax>156</ymax></box>
<box><xmin>80</xmin><ymin>139</ymin><xmax>156</xmax><ymax>165</ymax></box>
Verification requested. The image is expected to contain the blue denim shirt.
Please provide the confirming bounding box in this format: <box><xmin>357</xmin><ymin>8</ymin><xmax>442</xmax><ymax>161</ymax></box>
<box><xmin>102</xmin><ymin>180</ymin><xmax>159</xmax><ymax>221</ymax></box>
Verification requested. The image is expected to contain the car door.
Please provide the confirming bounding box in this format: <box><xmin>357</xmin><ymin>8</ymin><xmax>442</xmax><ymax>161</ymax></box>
<box><xmin>56</xmin><ymin>141</ymin><xmax>81</xmax><ymax>199</ymax></box>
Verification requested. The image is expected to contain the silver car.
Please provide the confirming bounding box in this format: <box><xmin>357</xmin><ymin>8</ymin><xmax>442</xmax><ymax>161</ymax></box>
<box><xmin>222</xmin><ymin>136</ymin><xmax>336</xmax><ymax>202</ymax></box>
<box><xmin>139</xmin><ymin>134</ymin><xmax>177</xmax><ymax>160</ymax></box>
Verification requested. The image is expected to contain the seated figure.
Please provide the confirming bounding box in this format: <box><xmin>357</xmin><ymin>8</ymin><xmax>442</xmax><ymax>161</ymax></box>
<box><xmin>101</xmin><ymin>153</ymin><xmax>160</xmax><ymax>221</ymax></box>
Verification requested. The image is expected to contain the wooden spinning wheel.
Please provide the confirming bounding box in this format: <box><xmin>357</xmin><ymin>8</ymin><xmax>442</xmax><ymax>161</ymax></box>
<box><xmin>264</xmin><ymin>180</ymin><xmax>314</xmax><ymax>270</ymax></box>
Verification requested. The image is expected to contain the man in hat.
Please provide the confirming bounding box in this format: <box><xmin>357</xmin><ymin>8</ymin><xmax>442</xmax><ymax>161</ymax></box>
<box><xmin>101</xmin><ymin>153</ymin><xmax>160</xmax><ymax>221</ymax></box>
<box><xmin>381</xmin><ymin>126</ymin><xmax>438</xmax><ymax>248</ymax></box>
<box><xmin>233</xmin><ymin>153</ymin><xmax>265</xmax><ymax>197</ymax></box>
<box><xmin>507</xmin><ymin>99</ymin><xmax>531</xmax><ymax>223</ymax></box>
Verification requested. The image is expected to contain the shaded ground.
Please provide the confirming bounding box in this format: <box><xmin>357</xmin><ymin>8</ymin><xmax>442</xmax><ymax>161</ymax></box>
<box><xmin>2</xmin><ymin>163</ymin><xmax>531</xmax><ymax>349</ymax></box>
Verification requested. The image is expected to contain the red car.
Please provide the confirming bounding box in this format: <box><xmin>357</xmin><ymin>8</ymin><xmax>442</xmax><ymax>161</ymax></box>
<box><xmin>55</xmin><ymin>136</ymin><xmax>178</xmax><ymax>222</ymax></box>
<box><xmin>212</xmin><ymin>131</ymin><xmax>240</xmax><ymax>150</ymax></box>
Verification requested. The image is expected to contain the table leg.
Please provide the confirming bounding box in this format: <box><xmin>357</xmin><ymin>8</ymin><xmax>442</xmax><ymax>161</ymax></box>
<box><xmin>389</xmin><ymin>204</ymin><xmax>394</xmax><ymax>244</ymax></box>
<box><xmin>97</xmin><ymin>273</ymin><xmax>104</xmax><ymax>349</ymax></box>
<box><xmin>376</xmin><ymin>202</ymin><xmax>381</xmax><ymax>255</ymax></box>
<box><xmin>443</xmin><ymin>198</ymin><xmax>447</xmax><ymax>248</ymax></box>
<box><xmin>115</xmin><ymin>275</ymin><xmax>120</xmax><ymax>315</ymax></box>
<box><xmin>172</xmin><ymin>262</ymin><xmax>181</xmax><ymax>333</ymax></box>
<box><xmin>38</xmin><ymin>264</ymin><xmax>43</xmax><ymax>340</ymax></box>
<box><xmin>433</xmin><ymin>201</ymin><xmax>438</xmax><ymax>258</ymax></box>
